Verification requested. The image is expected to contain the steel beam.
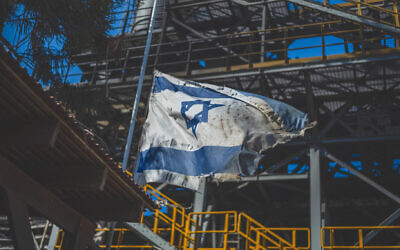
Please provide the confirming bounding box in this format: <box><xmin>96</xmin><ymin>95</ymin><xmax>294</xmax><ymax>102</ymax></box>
<box><xmin>287</xmin><ymin>0</ymin><xmax>400</xmax><ymax>35</ymax></box>
<box><xmin>213</xmin><ymin>173</ymin><xmax>308</xmax><ymax>182</ymax></box>
<box><xmin>287</xmin><ymin>135</ymin><xmax>400</xmax><ymax>146</ymax></box>
<box><xmin>323</xmin><ymin>150</ymin><xmax>400</xmax><ymax>205</ymax></box>
<box><xmin>193</xmin><ymin>54</ymin><xmax>400</xmax><ymax>81</ymax></box>
<box><xmin>170</xmin><ymin>17</ymin><xmax>249</xmax><ymax>63</ymax></box>
<box><xmin>74</xmin><ymin>54</ymin><xmax>400</xmax><ymax>89</ymax></box>
<box><xmin>192</xmin><ymin>177</ymin><xmax>207</xmax><ymax>248</ymax></box>
<box><xmin>47</xmin><ymin>225</ymin><xmax>60</xmax><ymax>250</ymax></box>
<box><xmin>362</xmin><ymin>208</ymin><xmax>400</xmax><ymax>245</ymax></box>
<box><xmin>193</xmin><ymin>177</ymin><xmax>207</xmax><ymax>213</ymax></box>
<box><xmin>5</xmin><ymin>191</ymin><xmax>36</xmax><ymax>250</ymax></box>
<box><xmin>0</xmin><ymin>155</ymin><xmax>95</xmax><ymax>236</ymax></box>
<box><xmin>310</xmin><ymin>146</ymin><xmax>322</xmax><ymax>250</ymax></box>
<box><xmin>125</xmin><ymin>222</ymin><xmax>177</xmax><ymax>250</ymax></box>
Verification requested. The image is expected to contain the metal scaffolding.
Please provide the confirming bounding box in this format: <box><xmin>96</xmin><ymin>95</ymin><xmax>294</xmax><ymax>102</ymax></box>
<box><xmin>7</xmin><ymin>0</ymin><xmax>399</xmax><ymax>249</ymax></box>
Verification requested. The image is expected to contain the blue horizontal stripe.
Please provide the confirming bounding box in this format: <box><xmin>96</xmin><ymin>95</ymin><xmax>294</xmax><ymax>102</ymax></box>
<box><xmin>137</xmin><ymin>145</ymin><xmax>241</xmax><ymax>176</ymax></box>
<box><xmin>153</xmin><ymin>76</ymin><xmax>230</xmax><ymax>99</ymax></box>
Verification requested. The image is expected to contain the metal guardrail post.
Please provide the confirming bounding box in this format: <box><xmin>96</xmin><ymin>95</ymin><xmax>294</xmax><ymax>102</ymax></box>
<box><xmin>153</xmin><ymin>209</ymin><xmax>159</xmax><ymax>234</ymax></box>
<box><xmin>170</xmin><ymin>207</ymin><xmax>177</xmax><ymax>245</ymax></box>
<box><xmin>321</xmin><ymin>25</ymin><xmax>326</xmax><ymax>61</ymax></box>
<box><xmin>185</xmin><ymin>41</ymin><xmax>193</xmax><ymax>76</ymax></box>
<box><xmin>226</xmin><ymin>35</ymin><xmax>231</xmax><ymax>71</ymax></box>
<box><xmin>394</xmin><ymin>2</ymin><xmax>400</xmax><ymax>47</ymax></box>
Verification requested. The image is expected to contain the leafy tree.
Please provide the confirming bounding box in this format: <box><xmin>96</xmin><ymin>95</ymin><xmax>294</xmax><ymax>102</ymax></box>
<box><xmin>0</xmin><ymin>0</ymin><xmax>123</xmax><ymax>85</ymax></box>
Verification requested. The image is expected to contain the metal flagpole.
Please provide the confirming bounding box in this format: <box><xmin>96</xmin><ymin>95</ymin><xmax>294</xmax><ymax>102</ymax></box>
<box><xmin>122</xmin><ymin>0</ymin><xmax>160</xmax><ymax>171</ymax></box>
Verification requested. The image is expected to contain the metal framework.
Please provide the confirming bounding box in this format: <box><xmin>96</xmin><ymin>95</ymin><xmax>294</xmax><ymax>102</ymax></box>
<box><xmin>4</xmin><ymin>0</ymin><xmax>399</xmax><ymax>249</ymax></box>
<box><xmin>54</xmin><ymin>184</ymin><xmax>400</xmax><ymax>249</ymax></box>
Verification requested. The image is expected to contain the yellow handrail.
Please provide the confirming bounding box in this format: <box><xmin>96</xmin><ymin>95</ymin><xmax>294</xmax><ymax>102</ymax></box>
<box><xmin>322</xmin><ymin>226</ymin><xmax>400</xmax><ymax>249</ymax></box>
<box><xmin>239</xmin><ymin>212</ymin><xmax>293</xmax><ymax>248</ymax></box>
<box><xmin>142</xmin><ymin>184</ymin><xmax>187</xmax><ymax>228</ymax></box>
<box><xmin>55</xmin><ymin>185</ymin><xmax>310</xmax><ymax>249</ymax></box>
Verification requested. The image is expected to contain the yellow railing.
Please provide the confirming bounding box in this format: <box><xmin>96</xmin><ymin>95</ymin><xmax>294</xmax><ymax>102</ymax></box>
<box><xmin>330</xmin><ymin>0</ymin><xmax>400</xmax><ymax>28</ymax></box>
<box><xmin>322</xmin><ymin>226</ymin><xmax>400</xmax><ymax>249</ymax></box>
<box><xmin>54</xmin><ymin>228</ymin><xmax>155</xmax><ymax>249</ymax></box>
<box><xmin>53</xmin><ymin>185</ymin><xmax>400</xmax><ymax>250</ymax></box>
<box><xmin>184</xmin><ymin>211</ymin><xmax>237</xmax><ymax>249</ymax></box>
<box><xmin>141</xmin><ymin>184</ymin><xmax>197</xmax><ymax>248</ymax></box>
<box><xmin>54</xmin><ymin>185</ymin><xmax>310</xmax><ymax>249</ymax></box>
<box><xmin>238</xmin><ymin>212</ymin><xmax>310</xmax><ymax>250</ymax></box>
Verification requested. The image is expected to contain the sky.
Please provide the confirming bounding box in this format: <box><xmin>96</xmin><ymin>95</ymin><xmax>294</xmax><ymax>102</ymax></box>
<box><xmin>1</xmin><ymin>2</ymin><xmax>399</xmax><ymax>178</ymax></box>
<box><xmin>2</xmin><ymin>1</ymin><xmax>397</xmax><ymax>84</ymax></box>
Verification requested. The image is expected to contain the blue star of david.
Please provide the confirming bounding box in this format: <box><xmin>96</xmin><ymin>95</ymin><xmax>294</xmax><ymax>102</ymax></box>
<box><xmin>181</xmin><ymin>100</ymin><xmax>224</xmax><ymax>138</ymax></box>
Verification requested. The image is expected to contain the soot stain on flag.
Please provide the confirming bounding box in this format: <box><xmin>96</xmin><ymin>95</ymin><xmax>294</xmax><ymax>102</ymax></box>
<box><xmin>134</xmin><ymin>71</ymin><xmax>315</xmax><ymax>190</ymax></box>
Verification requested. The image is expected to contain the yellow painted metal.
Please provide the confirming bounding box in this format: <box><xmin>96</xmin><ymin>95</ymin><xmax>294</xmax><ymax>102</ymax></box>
<box><xmin>237</xmin><ymin>212</ymin><xmax>310</xmax><ymax>249</ymax></box>
<box><xmin>331</xmin><ymin>0</ymin><xmax>398</xmax><ymax>27</ymax></box>
<box><xmin>394</xmin><ymin>2</ymin><xmax>400</xmax><ymax>28</ymax></box>
<box><xmin>357</xmin><ymin>0</ymin><xmax>362</xmax><ymax>16</ymax></box>
<box><xmin>149</xmin><ymin>19</ymin><xmax>399</xmax><ymax>78</ymax></box>
<box><xmin>187</xmin><ymin>211</ymin><xmax>237</xmax><ymax>233</ymax></box>
<box><xmin>321</xmin><ymin>226</ymin><xmax>400</xmax><ymax>249</ymax></box>
<box><xmin>142</xmin><ymin>184</ymin><xmax>186</xmax><ymax>228</ymax></box>
<box><xmin>54</xmin><ymin>186</ymin><xmax>400</xmax><ymax>250</ymax></box>
<box><xmin>394</xmin><ymin>2</ymin><xmax>400</xmax><ymax>47</ymax></box>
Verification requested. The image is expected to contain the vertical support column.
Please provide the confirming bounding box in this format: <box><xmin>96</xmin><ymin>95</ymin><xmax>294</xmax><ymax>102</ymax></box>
<box><xmin>47</xmin><ymin>224</ymin><xmax>60</xmax><ymax>250</ymax></box>
<box><xmin>248</xmin><ymin>33</ymin><xmax>254</xmax><ymax>68</ymax></box>
<box><xmin>193</xmin><ymin>177</ymin><xmax>207</xmax><ymax>248</ymax></box>
<box><xmin>284</xmin><ymin>28</ymin><xmax>289</xmax><ymax>64</ymax></box>
<box><xmin>154</xmin><ymin>0</ymin><xmax>168</xmax><ymax>69</ymax></box>
<box><xmin>393</xmin><ymin>2</ymin><xmax>400</xmax><ymax>47</ymax></box>
<box><xmin>60</xmin><ymin>218</ymin><xmax>96</xmax><ymax>250</ymax></box>
<box><xmin>105</xmin><ymin>222</ymin><xmax>117</xmax><ymax>250</ymax></box>
<box><xmin>310</xmin><ymin>146</ymin><xmax>322</xmax><ymax>250</ymax></box>
<box><xmin>185</xmin><ymin>41</ymin><xmax>193</xmax><ymax>76</ymax></box>
<box><xmin>193</xmin><ymin>177</ymin><xmax>207</xmax><ymax>214</ymax></box>
<box><xmin>226</xmin><ymin>35</ymin><xmax>232</xmax><ymax>71</ymax></box>
<box><xmin>5</xmin><ymin>191</ymin><xmax>36</xmax><ymax>250</ymax></box>
<box><xmin>359</xmin><ymin>25</ymin><xmax>365</xmax><ymax>56</ymax></box>
<box><xmin>321</xmin><ymin>25</ymin><xmax>326</xmax><ymax>61</ymax></box>
<box><xmin>261</xmin><ymin>4</ymin><xmax>267</xmax><ymax>63</ymax></box>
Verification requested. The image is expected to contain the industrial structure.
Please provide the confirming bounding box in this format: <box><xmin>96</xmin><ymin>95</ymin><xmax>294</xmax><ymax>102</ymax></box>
<box><xmin>1</xmin><ymin>0</ymin><xmax>400</xmax><ymax>249</ymax></box>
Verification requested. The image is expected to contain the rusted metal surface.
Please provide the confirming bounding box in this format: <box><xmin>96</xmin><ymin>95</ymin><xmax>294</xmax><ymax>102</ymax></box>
<box><xmin>0</xmin><ymin>46</ymin><xmax>156</xmax><ymax>222</ymax></box>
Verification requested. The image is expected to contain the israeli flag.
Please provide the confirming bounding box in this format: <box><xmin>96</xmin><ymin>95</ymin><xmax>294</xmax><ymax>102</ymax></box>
<box><xmin>134</xmin><ymin>71</ymin><xmax>314</xmax><ymax>190</ymax></box>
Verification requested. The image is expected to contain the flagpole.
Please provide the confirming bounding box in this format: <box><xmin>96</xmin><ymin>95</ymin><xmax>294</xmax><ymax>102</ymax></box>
<box><xmin>122</xmin><ymin>0</ymin><xmax>160</xmax><ymax>171</ymax></box>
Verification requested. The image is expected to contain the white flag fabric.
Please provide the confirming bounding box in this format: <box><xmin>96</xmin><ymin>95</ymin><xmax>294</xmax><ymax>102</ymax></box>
<box><xmin>134</xmin><ymin>71</ymin><xmax>314</xmax><ymax>190</ymax></box>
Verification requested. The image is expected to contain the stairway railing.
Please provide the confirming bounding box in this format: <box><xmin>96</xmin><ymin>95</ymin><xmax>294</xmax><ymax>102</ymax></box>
<box><xmin>53</xmin><ymin>184</ymin><xmax>311</xmax><ymax>249</ymax></box>
<box><xmin>238</xmin><ymin>212</ymin><xmax>310</xmax><ymax>250</ymax></box>
<box><xmin>186</xmin><ymin>211</ymin><xmax>238</xmax><ymax>249</ymax></box>
<box><xmin>141</xmin><ymin>184</ymin><xmax>197</xmax><ymax>248</ymax></box>
<box><xmin>321</xmin><ymin>225</ymin><xmax>400</xmax><ymax>249</ymax></box>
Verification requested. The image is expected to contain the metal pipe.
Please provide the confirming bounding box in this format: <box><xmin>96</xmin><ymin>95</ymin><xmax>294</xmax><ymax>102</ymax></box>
<box><xmin>287</xmin><ymin>0</ymin><xmax>400</xmax><ymax>35</ymax></box>
<box><xmin>170</xmin><ymin>17</ymin><xmax>249</xmax><ymax>63</ymax></box>
<box><xmin>122</xmin><ymin>0</ymin><xmax>160</xmax><ymax>171</ymax></box>
<box><xmin>323</xmin><ymin>150</ymin><xmax>400</xmax><ymax>205</ymax></box>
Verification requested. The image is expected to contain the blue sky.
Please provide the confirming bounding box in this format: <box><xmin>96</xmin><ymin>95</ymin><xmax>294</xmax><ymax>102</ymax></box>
<box><xmin>1</xmin><ymin>1</ymin><xmax>397</xmax><ymax>84</ymax></box>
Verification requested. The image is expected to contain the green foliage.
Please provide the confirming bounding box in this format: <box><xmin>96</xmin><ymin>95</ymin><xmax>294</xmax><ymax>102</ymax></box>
<box><xmin>1</xmin><ymin>0</ymin><xmax>123</xmax><ymax>85</ymax></box>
